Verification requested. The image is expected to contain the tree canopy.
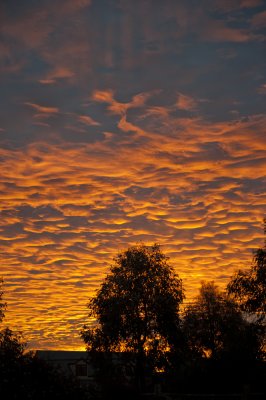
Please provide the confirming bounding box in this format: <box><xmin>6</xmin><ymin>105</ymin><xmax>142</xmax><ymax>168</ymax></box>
<box><xmin>0</xmin><ymin>280</ymin><xmax>87</xmax><ymax>400</ymax></box>
<box><xmin>227</xmin><ymin>247</ymin><xmax>266</xmax><ymax>315</ymax></box>
<box><xmin>227</xmin><ymin>220</ymin><xmax>266</xmax><ymax>316</ymax></box>
<box><xmin>182</xmin><ymin>281</ymin><xmax>264</xmax><ymax>361</ymax></box>
<box><xmin>81</xmin><ymin>243</ymin><xmax>184</xmax><ymax>366</ymax></box>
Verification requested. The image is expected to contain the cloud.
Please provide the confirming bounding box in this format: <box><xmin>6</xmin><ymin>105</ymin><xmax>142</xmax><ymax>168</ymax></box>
<box><xmin>240</xmin><ymin>0</ymin><xmax>263</xmax><ymax>7</ymax></box>
<box><xmin>92</xmin><ymin>90</ymin><xmax>115</xmax><ymax>104</ymax></box>
<box><xmin>176</xmin><ymin>93</ymin><xmax>198</xmax><ymax>111</ymax></box>
<box><xmin>252</xmin><ymin>10</ymin><xmax>266</xmax><ymax>27</ymax></box>
<box><xmin>0</xmin><ymin>0</ymin><xmax>265</xmax><ymax>351</ymax></box>
<box><xmin>91</xmin><ymin>89</ymin><xmax>153</xmax><ymax>116</ymax></box>
<box><xmin>1</xmin><ymin>111</ymin><xmax>265</xmax><ymax>316</ymax></box>
<box><xmin>258</xmin><ymin>83</ymin><xmax>266</xmax><ymax>94</ymax></box>
<box><xmin>24</xmin><ymin>102</ymin><xmax>59</xmax><ymax>114</ymax></box>
<box><xmin>201</xmin><ymin>21</ymin><xmax>252</xmax><ymax>42</ymax></box>
<box><xmin>78</xmin><ymin>115</ymin><xmax>100</xmax><ymax>126</ymax></box>
<box><xmin>39</xmin><ymin>67</ymin><xmax>75</xmax><ymax>84</ymax></box>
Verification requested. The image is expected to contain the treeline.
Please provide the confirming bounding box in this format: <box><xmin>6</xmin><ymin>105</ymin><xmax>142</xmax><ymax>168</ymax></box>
<box><xmin>0</xmin><ymin>286</ymin><xmax>87</xmax><ymax>399</ymax></box>
<box><xmin>81</xmin><ymin>237</ymin><xmax>265</xmax><ymax>399</ymax></box>
<box><xmin>1</xmin><ymin>222</ymin><xmax>265</xmax><ymax>399</ymax></box>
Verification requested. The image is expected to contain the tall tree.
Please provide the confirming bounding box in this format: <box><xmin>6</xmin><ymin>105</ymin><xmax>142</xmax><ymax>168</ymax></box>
<box><xmin>182</xmin><ymin>281</ymin><xmax>263</xmax><ymax>361</ymax></box>
<box><xmin>227</xmin><ymin>220</ymin><xmax>266</xmax><ymax>316</ymax></box>
<box><xmin>81</xmin><ymin>243</ymin><xmax>184</xmax><ymax>385</ymax></box>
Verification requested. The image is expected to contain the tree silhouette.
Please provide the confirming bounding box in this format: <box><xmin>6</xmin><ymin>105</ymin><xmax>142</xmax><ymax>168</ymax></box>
<box><xmin>227</xmin><ymin>220</ymin><xmax>266</xmax><ymax>317</ymax></box>
<box><xmin>0</xmin><ymin>278</ymin><xmax>6</xmax><ymax>323</ymax></box>
<box><xmin>182</xmin><ymin>281</ymin><xmax>263</xmax><ymax>361</ymax></box>
<box><xmin>81</xmin><ymin>243</ymin><xmax>184</xmax><ymax>389</ymax></box>
<box><xmin>0</xmin><ymin>280</ymin><xmax>87</xmax><ymax>400</ymax></box>
<box><xmin>180</xmin><ymin>281</ymin><xmax>265</xmax><ymax>394</ymax></box>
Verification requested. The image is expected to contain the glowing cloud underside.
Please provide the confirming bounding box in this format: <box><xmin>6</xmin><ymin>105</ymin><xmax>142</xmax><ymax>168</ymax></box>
<box><xmin>0</xmin><ymin>0</ymin><xmax>265</xmax><ymax>349</ymax></box>
<box><xmin>1</xmin><ymin>95</ymin><xmax>265</xmax><ymax>349</ymax></box>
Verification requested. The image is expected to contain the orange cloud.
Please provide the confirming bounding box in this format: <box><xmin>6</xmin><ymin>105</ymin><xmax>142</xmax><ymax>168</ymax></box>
<box><xmin>39</xmin><ymin>67</ymin><xmax>75</xmax><ymax>84</ymax></box>
<box><xmin>0</xmin><ymin>0</ymin><xmax>265</xmax><ymax>349</ymax></box>
<box><xmin>176</xmin><ymin>92</ymin><xmax>198</xmax><ymax>111</ymax></box>
<box><xmin>78</xmin><ymin>115</ymin><xmax>100</xmax><ymax>126</ymax></box>
<box><xmin>240</xmin><ymin>0</ymin><xmax>263</xmax><ymax>7</ymax></box>
<box><xmin>91</xmin><ymin>90</ymin><xmax>153</xmax><ymax>117</ymax></box>
<box><xmin>251</xmin><ymin>10</ymin><xmax>266</xmax><ymax>27</ymax></box>
<box><xmin>258</xmin><ymin>83</ymin><xmax>266</xmax><ymax>94</ymax></box>
<box><xmin>1</xmin><ymin>0</ymin><xmax>265</xmax><ymax>352</ymax></box>
<box><xmin>92</xmin><ymin>89</ymin><xmax>114</xmax><ymax>104</ymax></box>
<box><xmin>201</xmin><ymin>22</ymin><xmax>252</xmax><ymax>42</ymax></box>
<box><xmin>24</xmin><ymin>102</ymin><xmax>59</xmax><ymax>114</ymax></box>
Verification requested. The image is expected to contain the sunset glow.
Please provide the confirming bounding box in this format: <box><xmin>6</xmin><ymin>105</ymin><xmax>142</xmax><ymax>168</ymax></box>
<box><xmin>1</xmin><ymin>0</ymin><xmax>265</xmax><ymax>350</ymax></box>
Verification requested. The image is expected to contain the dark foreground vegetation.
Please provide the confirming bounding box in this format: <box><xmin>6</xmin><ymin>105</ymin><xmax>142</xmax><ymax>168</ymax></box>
<box><xmin>0</xmin><ymin>328</ymin><xmax>87</xmax><ymax>399</ymax></box>
<box><xmin>1</xmin><ymin>221</ymin><xmax>265</xmax><ymax>399</ymax></box>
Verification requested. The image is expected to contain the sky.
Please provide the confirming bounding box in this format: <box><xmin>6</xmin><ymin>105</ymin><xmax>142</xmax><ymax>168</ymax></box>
<box><xmin>0</xmin><ymin>0</ymin><xmax>266</xmax><ymax>350</ymax></box>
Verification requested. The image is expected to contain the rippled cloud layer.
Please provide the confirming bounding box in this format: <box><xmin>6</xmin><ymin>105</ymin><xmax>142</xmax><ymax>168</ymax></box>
<box><xmin>0</xmin><ymin>0</ymin><xmax>265</xmax><ymax>349</ymax></box>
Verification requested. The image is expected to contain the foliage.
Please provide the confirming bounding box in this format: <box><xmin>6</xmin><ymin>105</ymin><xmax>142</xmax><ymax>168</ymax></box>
<box><xmin>0</xmin><ymin>327</ymin><xmax>26</xmax><ymax>359</ymax></box>
<box><xmin>226</xmin><ymin>222</ymin><xmax>266</xmax><ymax>362</ymax></box>
<box><xmin>0</xmin><ymin>278</ymin><xmax>6</xmax><ymax>323</ymax></box>
<box><xmin>0</xmin><ymin>347</ymin><xmax>87</xmax><ymax>399</ymax></box>
<box><xmin>0</xmin><ymin>280</ymin><xmax>86</xmax><ymax>399</ymax></box>
<box><xmin>81</xmin><ymin>243</ymin><xmax>184</xmax><ymax>376</ymax></box>
<box><xmin>227</xmin><ymin>245</ymin><xmax>266</xmax><ymax>315</ymax></box>
<box><xmin>0</xmin><ymin>331</ymin><xmax>87</xmax><ymax>400</ymax></box>
<box><xmin>182</xmin><ymin>281</ymin><xmax>264</xmax><ymax>361</ymax></box>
